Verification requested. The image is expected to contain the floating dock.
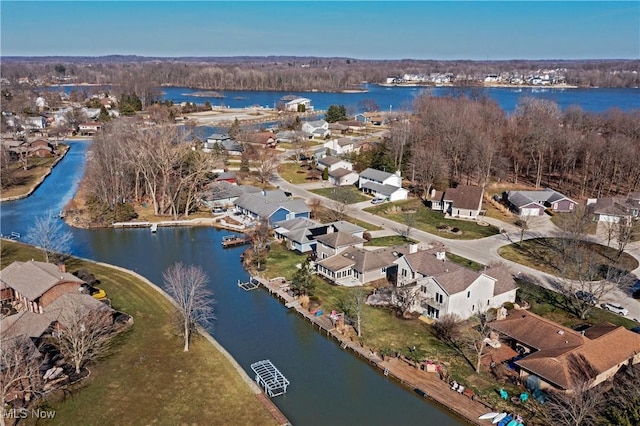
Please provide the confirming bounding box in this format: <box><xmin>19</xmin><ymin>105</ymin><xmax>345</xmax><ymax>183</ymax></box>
<box><xmin>150</xmin><ymin>223</ymin><xmax>158</xmax><ymax>233</ymax></box>
<box><xmin>250</xmin><ymin>360</ymin><xmax>290</xmax><ymax>397</ymax></box>
<box><xmin>222</xmin><ymin>234</ymin><xmax>250</xmax><ymax>248</ymax></box>
<box><xmin>238</xmin><ymin>278</ymin><xmax>260</xmax><ymax>291</ymax></box>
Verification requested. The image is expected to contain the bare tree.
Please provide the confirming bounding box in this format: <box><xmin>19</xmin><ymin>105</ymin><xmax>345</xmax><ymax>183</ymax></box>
<box><xmin>337</xmin><ymin>288</ymin><xmax>368</xmax><ymax>338</ymax></box>
<box><xmin>0</xmin><ymin>336</ymin><xmax>44</xmax><ymax>426</ymax></box>
<box><xmin>162</xmin><ymin>262</ymin><xmax>215</xmax><ymax>352</ymax></box>
<box><xmin>391</xmin><ymin>283</ymin><xmax>422</xmax><ymax>316</ymax></box>
<box><xmin>51</xmin><ymin>301</ymin><xmax>115</xmax><ymax>374</ymax></box>
<box><xmin>542</xmin><ymin>355</ymin><xmax>604</xmax><ymax>426</ymax></box>
<box><xmin>308</xmin><ymin>198</ymin><xmax>323</xmax><ymax>220</ymax></box>
<box><xmin>25</xmin><ymin>211</ymin><xmax>73</xmax><ymax>262</ymax></box>
<box><xmin>462</xmin><ymin>309</ymin><xmax>494</xmax><ymax>373</ymax></box>
<box><xmin>323</xmin><ymin>187</ymin><xmax>357</xmax><ymax>222</ymax></box>
<box><xmin>398</xmin><ymin>212</ymin><xmax>417</xmax><ymax>240</ymax></box>
<box><xmin>432</xmin><ymin>313</ymin><xmax>462</xmax><ymax>344</ymax></box>
<box><xmin>253</xmin><ymin>147</ymin><xmax>279</xmax><ymax>184</ymax></box>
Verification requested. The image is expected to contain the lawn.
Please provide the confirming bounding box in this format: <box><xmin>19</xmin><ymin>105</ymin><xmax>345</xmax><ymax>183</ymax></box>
<box><xmin>498</xmin><ymin>238</ymin><xmax>638</xmax><ymax>278</ymax></box>
<box><xmin>310</xmin><ymin>186</ymin><xmax>369</xmax><ymax>203</ymax></box>
<box><xmin>277</xmin><ymin>162</ymin><xmax>319</xmax><ymax>184</ymax></box>
<box><xmin>1</xmin><ymin>241</ymin><xmax>276</xmax><ymax>426</ymax></box>
<box><xmin>364</xmin><ymin>235</ymin><xmax>418</xmax><ymax>246</ymax></box>
<box><xmin>312</xmin><ymin>206</ymin><xmax>382</xmax><ymax>231</ymax></box>
<box><xmin>445</xmin><ymin>252</ymin><xmax>485</xmax><ymax>272</ymax></box>
<box><xmin>516</xmin><ymin>278</ymin><xmax>638</xmax><ymax>329</ymax></box>
<box><xmin>1</xmin><ymin>147</ymin><xmax>68</xmax><ymax>199</ymax></box>
<box><xmin>364</xmin><ymin>199</ymin><xmax>500</xmax><ymax>240</ymax></box>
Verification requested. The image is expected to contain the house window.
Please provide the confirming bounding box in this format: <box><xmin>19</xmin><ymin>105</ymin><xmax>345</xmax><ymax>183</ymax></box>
<box><xmin>381</xmin><ymin>267</ymin><xmax>387</xmax><ymax>273</ymax></box>
<box><xmin>402</xmin><ymin>269</ymin><xmax>408</xmax><ymax>277</ymax></box>
<box><xmin>472</xmin><ymin>304</ymin><xmax>475</xmax><ymax>311</ymax></box>
<box><xmin>569</xmin><ymin>203</ymin><xmax>574</xmax><ymax>210</ymax></box>
<box><xmin>421</xmin><ymin>285</ymin><xmax>427</xmax><ymax>294</ymax></box>
<box><xmin>435</xmin><ymin>293</ymin><xmax>443</xmax><ymax>304</ymax></box>
<box><xmin>467</xmin><ymin>291</ymin><xmax>471</xmax><ymax>298</ymax></box>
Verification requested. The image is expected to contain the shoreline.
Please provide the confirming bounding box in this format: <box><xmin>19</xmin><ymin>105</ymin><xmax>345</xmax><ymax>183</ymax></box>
<box><xmin>376</xmin><ymin>82</ymin><xmax>579</xmax><ymax>89</ymax></box>
<box><xmin>0</xmin><ymin>144</ymin><xmax>70</xmax><ymax>203</ymax></box>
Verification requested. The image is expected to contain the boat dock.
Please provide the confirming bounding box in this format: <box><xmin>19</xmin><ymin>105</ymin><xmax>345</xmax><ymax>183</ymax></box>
<box><xmin>222</xmin><ymin>234</ymin><xmax>250</xmax><ymax>248</ymax></box>
<box><xmin>247</xmin><ymin>274</ymin><xmax>492</xmax><ymax>425</ymax></box>
<box><xmin>250</xmin><ymin>360</ymin><xmax>290</xmax><ymax>397</ymax></box>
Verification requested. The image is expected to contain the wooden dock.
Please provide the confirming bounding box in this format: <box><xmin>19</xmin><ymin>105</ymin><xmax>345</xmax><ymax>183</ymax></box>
<box><xmin>251</xmin><ymin>274</ymin><xmax>493</xmax><ymax>425</ymax></box>
<box><xmin>222</xmin><ymin>234</ymin><xmax>250</xmax><ymax>248</ymax></box>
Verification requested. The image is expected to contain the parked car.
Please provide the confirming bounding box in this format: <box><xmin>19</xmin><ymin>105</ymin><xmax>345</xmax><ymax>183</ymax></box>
<box><xmin>371</xmin><ymin>197</ymin><xmax>386</xmax><ymax>204</ymax></box>
<box><xmin>575</xmin><ymin>290</ymin><xmax>597</xmax><ymax>305</ymax></box>
<box><xmin>601</xmin><ymin>303</ymin><xmax>629</xmax><ymax>316</ymax></box>
<box><xmin>631</xmin><ymin>326</ymin><xmax>640</xmax><ymax>335</ymax></box>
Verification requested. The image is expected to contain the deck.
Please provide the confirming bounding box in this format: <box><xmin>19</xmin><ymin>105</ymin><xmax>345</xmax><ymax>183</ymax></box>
<box><xmin>222</xmin><ymin>234</ymin><xmax>250</xmax><ymax>248</ymax></box>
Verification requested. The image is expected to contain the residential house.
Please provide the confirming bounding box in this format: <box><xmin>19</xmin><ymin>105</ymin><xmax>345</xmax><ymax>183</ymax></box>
<box><xmin>316</xmin><ymin>156</ymin><xmax>359</xmax><ymax>186</ymax></box>
<box><xmin>505</xmin><ymin>189</ymin><xmax>577</xmax><ymax>216</ymax></box>
<box><xmin>214</xmin><ymin>171</ymin><xmax>238</xmax><ymax>185</ymax></box>
<box><xmin>337</xmin><ymin>120</ymin><xmax>366</xmax><ymax>132</ymax></box>
<box><xmin>358</xmin><ymin>168</ymin><xmax>408</xmax><ymax>202</ymax></box>
<box><xmin>22</xmin><ymin>116</ymin><xmax>47</xmax><ymax>130</ymax></box>
<box><xmin>201</xmin><ymin>182</ymin><xmax>261</xmax><ymax>209</ymax></box>
<box><xmin>355</xmin><ymin>112</ymin><xmax>386</xmax><ymax>126</ymax></box>
<box><xmin>246</xmin><ymin>131</ymin><xmax>277</xmax><ymax>148</ymax></box>
<box><xmin>587</xmin><ymin>193</ymin><xmax>640</xmax><ymax>224</ymax></box>
<box><xmin>429</xmin><ymin>185</ymin><xmax>484</xmax><ymax>220</ymax></box>
<box><xmin>392</xmin><ymin>247</ymin><xmax>517</xmax><ymax>319</ymax></box>
<box><xmin>489</xmin><ymin>311</ymin><xmax>640</xmax><ymax>392</ymax></box>
<box><xmin>0</xmin><ymin>261</ymin><xmax>85</xmax><ymax>314</ymax></box>
<box><xmin>328</xmin><ymin>122</ymin><xmax>349</xmax><ymax>134</ymax></box>
<box><xmin>78</xmin><ymin>122</ymin><xmax>102</xmax><ymax>136</ymax></box>
<box><xmin>275</xmin><ymin>130</ymin><xmax>312</xmax><ymax>144</ymax></box>
<box><xmin>316</xmin><ymin>244</ymin><xmax>411</xmax><ymax>287</ymax></box>
<box><xmin>274</xmin><ymin>219</ymin><xmax>366</xmax><ymax>254</ymax></box>
<box><xmin>234</xmin><ymin>189</ymin><xmax>310</xmax><ymax>225</ymax></box>
<box><xmin>285</xmin><ymin>98</ymin><xmax>313</xmax><ymax>112</ymax></box>
<box><xmin>301</xmin><ymin>119</ymin><xmax>330</xmax><ymax>138</ymax></box>
<box><xmin>26</xmin><ymin>138</ymin><xmax>54</xmax><ymax>158</ymax></box>
<box><xmin>323</xmin><ymin>137</ymin><xmax>359</xmax><ymax>155</ymax></box>
<box><xmin>314</xmin><ymin>230</ymin><xmax>366</xmax><ymax>261</ymax></box>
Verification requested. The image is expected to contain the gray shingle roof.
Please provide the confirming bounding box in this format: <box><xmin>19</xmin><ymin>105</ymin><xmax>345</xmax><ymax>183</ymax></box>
<box><xmin>319</xmin><ymin>245</ymin><xmax>409</xmax><ymax>274</ymax></box>
<box><xmin>203</xmin><ymin>182</ymin><xmax>260</xmax><ymax>202</ymax></box>
<box><xmin>234</xmin><ymin>190</ymin><xmax>310</xmax><ymax>218</ymax></box>
<box><xmin>0</xmin><ymin>261</ymin><xmax>84</xmax><ymax>301</ymax></box>
<box><xmin>329</xmin><ymin>220</ymin><xmax>365</xmax><ymax>235</ymax></box>
<box><xmin>361</xmin><ymin>181</ymin><xmax>404</xmax><ymax>197</ymax></box>
<box><xmin>0</xmin><ymin>311</ymin><xmax>53</xmax><ymax>339</ymax></box>
<box><xmin>274</xmin><ymin>217</ymin><xmax>320</xmax><ymax>232</ymax></box>
<box><xmin>359</xmin><ymin>168</ymin><xmax>394</xmax><ymax>182</ymax></box>
<box><xmin>318</xmin><ymin>156</ymin><xmax>342</xmax><ymax>167</ymax></box>
<box><xmin>329</xmin><ymin>168</ymin><xmax>356</xmax><ymax>179</ymax></box>
<box><xmin>314</xmin><ymin>232</ymin><xmax>365</xmax><ymax>248</ymax></box>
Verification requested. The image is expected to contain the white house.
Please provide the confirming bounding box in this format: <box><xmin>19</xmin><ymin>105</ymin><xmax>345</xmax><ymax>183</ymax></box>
<box><xmin>429</xmin><ymin>185</ymin><xmax>484</xmax><ymax>220</ymax></box>
<box><xmin>323</xmin><ymin>137</ymin><xmax>359</xmax><ymax>155</ymax></box>
<box><xmin>22</xmin><ymin>116</ymin><xmax>47</xmax><ymax>130</ymax></box>
<box><xmin>393</xmin><ymin>248</ymin><xmax>517</xmax><ymax>320</ymax></box>
<box><xmin>316</xmin><ymin>156</ymin><xmax>359</xmax><ymax>186</ymax></box>
<box><xmin>317</xmin><ymin>156</ymin><xmax>352</xmax><ymax>173</ymax></box>
<box><xmin>301</xmin><ymin>120</ymin><xmax>329</xmax><ymax>138</ymax></box>
<box><xmin>358</xmin><ymin>168</ymin><xmax>408</xmax><ymax>202</ymax></box>
<box><xmin>285</xmin><ymin>98</ymin><xmax>313</xmax><ymax>112</ymax></box>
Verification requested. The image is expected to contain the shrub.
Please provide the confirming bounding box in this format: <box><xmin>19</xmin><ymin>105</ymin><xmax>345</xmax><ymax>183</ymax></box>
<box><xmin>502</xmin><ymin>302</ymin><xmax>515</xmax><ymax>310</ymax></box>
<box><xmin>362</xmin><ymin>231</ymin><xmax>372</xmax><ymax>241</ymax></box>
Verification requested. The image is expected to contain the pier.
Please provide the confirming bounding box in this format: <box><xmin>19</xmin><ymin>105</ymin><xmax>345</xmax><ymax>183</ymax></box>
<box><xmin>250</xmin><ymin>360</ymin><xmax>290</xmax><ymax>397</ymax></box>
<box><xmin>222</xmin><ymin>234</ymin><xmax>250</xmax><ymax>248</ymax></box>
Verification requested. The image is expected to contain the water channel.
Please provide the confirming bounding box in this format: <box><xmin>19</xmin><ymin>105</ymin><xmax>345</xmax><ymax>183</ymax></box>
<box><xmin>0</xmin><ymin>141</ymin><xmax>464</xmax><ymax>425</ymax></box>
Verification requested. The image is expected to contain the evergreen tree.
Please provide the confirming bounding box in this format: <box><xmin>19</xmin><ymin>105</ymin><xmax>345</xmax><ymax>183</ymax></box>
<box><xmin>322</xmin><ymin>167</ymin><xmax>329</xmax><ymax>181</ymax></box>
<box><xmin>325</xmin><ymin>104</ymin><xmax>347</xmax><ymax>123</ymax></box>
<box><xmin>291</xmin><ymin>260</ymin><xmax>315</xmax><ymax>296</ymax></box>
<box><xmin>98</xmin><ymin>106</ymin><xmax>111</xmax><ymax>122</ymax></box>
<box><xmin>228</xmin><ymin>117</ymin><xmax>241</xmax><ymax>138</ymax></box>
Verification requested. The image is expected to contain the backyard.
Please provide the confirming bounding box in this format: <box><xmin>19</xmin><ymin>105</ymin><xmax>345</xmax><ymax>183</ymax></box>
<box><xmin>365</xmin><ymin>199</ymin><xmax>501</xmax><ymax>240</ymax></box>
<box><xmin>310</xmin><ymin>186</ymin><xmax>369</xmax><ymax>203</ymax></box>
<box><xmin>1</xmin><ymin>241</ymin><xmax>277</xmax><ymax>426</ymax></box>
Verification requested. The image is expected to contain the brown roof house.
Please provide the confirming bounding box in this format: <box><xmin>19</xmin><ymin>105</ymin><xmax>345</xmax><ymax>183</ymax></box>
<box><xmin>392</xmin><ymin>245</ymin><xmax>517</xmax><ymax>319</ymax></box>
<box><xmin>489</xmin><ymin>311</ymin><xmax>640</xmax><ymax>392</ymax></box>
<box><xmin>0</xmin><ymin>260</ymin><xmax>85</xmax><ymax>314</ymax></box>
<box><xmin>316</xmin><ymin>244</ymin><xmax>411</xmax><ymax>287</ymax></box>
<box><xmin>429</xmin><ymin>185</ymin><xmax>484</xmax><ymax>220</ymax></box>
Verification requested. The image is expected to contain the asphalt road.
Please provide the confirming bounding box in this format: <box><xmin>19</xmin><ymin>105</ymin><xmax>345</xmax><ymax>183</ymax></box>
<box><xmin>273</xmin><ymin>151</ymin><xmax>640</xmax><ymax>322</ymax></box>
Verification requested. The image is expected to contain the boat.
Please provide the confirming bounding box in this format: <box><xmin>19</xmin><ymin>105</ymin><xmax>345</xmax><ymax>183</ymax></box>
<box><xmin>492</xmin><ymin>413</ymin><xmax>507</xmax><ymax>424</ymax></box>
<box><xmin>497</xmin><ymin>416</ymin><xmax>513</xmax><ymax>426</ymax></box>
<box><xmin>479</xmin><ymin>413</ymin><xmax>500</xmax><ymax>420</ymax></box>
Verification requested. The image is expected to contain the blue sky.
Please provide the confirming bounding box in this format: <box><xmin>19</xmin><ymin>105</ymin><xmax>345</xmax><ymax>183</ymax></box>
<box><xmin>1</xmin><ymin>1</ymin><xmax>638</xmax><ymax>59</ymax></box>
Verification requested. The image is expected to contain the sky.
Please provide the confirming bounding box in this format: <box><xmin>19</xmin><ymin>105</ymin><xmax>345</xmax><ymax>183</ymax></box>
<box><xmin>1</xmin><ymin>1</ymin><xmax>638</xmax><ymax>60</ymax></box>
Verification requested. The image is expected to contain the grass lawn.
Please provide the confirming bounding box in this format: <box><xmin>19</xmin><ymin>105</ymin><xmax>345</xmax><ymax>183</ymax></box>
<box><xmin>498</xmin><ymin>238</ymin><xmax>639</xmax><ymax>278</ymax></box>
<box><xmin>550</xmin><ymin>212</ymin><xmax>598</xmax><ymax>235</ymax></box>
<box><xmin>1</xmin><ymin>241</ymin><xmax>276</xmax><ymax>426</ymax></box>
<box><xmin>445</xmin><ymin>252</ymin><xmax>485</xmax><ymax>272</ymax></box>
<box><xmin>1</xmin><ymin>147</ymin><xmax>68</xmax><ymax>199</ymax></box>
<box><xmin>277</xmin><ymin>162</ymin><xmax>319</xmax><ymax>185</ymax></box>
<box><xmin>516</xmin><ymin>278</ymin><xmax>638</xmax><ymax>329</ymax></box>
<box><xmin>364</xmin><ymin>199</ymin><xmax>500</xmax><ymax>240</ymax></box>
<box><xmin>310</xmin><ymin>186</ymin><xmax>369</xmax><ymax>203</ymax></box>
<box><xmin>364</xmin><ymin>235</ymin><xmax>418</xmax><ymax>246</ymax></box>
<box><xmin>312</xmin><ymin>206</ymin><xmax>382</xmax><ymax>231</ymax></box>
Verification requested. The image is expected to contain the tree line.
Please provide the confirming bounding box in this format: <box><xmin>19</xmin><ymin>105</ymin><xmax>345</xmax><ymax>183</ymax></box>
<box><xmin>2</xmin><ymin>58</ymin><xmax>639</xmax><ymax>93</ymax></box>
<box><xmin>359</xmin><ymin>93</ymin><xmax>640</xmax><ymax>199</ymax></box>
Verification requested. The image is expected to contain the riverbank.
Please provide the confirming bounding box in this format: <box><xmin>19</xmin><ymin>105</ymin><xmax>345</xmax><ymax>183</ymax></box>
<box><xmin>251</xmin><ymin>275</ymin><xmax>490</xmax><ymax>426</ymax></box>
<box><xmin>1</xmin><ymin>240</ymin><xmax>287</xmax><ymax>426</ymax></box>
<box><xmin>0</xmin><ymin>144</ymin><xmax>70</xmax><ymax>202</ymax></box>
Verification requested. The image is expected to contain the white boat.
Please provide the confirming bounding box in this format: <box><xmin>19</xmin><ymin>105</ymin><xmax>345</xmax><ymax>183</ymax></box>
<box><xmin>479</xmin><ymin>412</ymin><xmax>500</xmax><ymax>420</ymax></box>
<box><xmin>492</xmin><ymin>413</ymin><xmax>507</xmax><ymax>424</ymax></box>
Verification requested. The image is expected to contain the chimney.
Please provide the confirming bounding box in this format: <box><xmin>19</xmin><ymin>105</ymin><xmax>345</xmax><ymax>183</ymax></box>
<box><xmin>436</xmin><ymin>251</ymin><xmax>446</xmax><ymax>261</ymax></box>
<box><xmin>326</xmin><ymin>225</ymin><xmax>334</xmax><ymax>234</ymax></box>
<box><xmin>262</xmin><ymin>190</ymin><xmax>266</xmax><ymax>196</ymax></box>
<box><xmin>394</xmin><ymin>170</ymin><xmax>401</xmax><ymax>177</ymax></box>
<box><xmin>57</xmin><ymin>262</ymin><xmax>66</xmax><ymax>273</ymax></box>
<box><xmin>430</xmin><ymin>188</ymin><xmax>436</xmax><ymax>199</ymax></box>
<box><xmin>409</xmin><ymin>243</ymin><xmax>418</xmax><ymax>254</ymax></box>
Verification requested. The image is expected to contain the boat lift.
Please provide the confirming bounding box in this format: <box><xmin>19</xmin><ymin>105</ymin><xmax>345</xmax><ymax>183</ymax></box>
<box><xmin>250</xmin><ymin>360</ymin><xmax>290</xmax><ymax>397</ymax></box>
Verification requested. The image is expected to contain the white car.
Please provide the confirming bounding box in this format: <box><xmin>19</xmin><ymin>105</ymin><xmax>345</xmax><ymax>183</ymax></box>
<box><xmin>601</xmin><ymin>303</ymin><xmax>629</xmax><ymax>316</ymax></box>
<box><xmin>371</xmin><ymin>197</ymin><xmax>386</xmax><ymax>204</ymax></box>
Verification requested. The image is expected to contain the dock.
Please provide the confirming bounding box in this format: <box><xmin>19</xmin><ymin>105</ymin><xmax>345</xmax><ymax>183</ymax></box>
<box><xmin>250</xmin><ymin>360</ymin><xmax>290</xmax><ymax>397</ymax></box>
<box><xmin>222</xmin><ymin>234</ymin><xmax>250</xmax><ymax>248</ymax></box>
<box><xmin>150</xmin><ymin>223</ymin><xmax>158</xmax><ymax>233</ymax></box>
<box><xmin>238</xmin><ymin>278</ymin><xmax>260</xmax><ymax>291</ymax></box>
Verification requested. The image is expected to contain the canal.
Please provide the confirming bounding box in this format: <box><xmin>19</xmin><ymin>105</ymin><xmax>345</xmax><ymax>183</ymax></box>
<box><xmin>0</xmin><ymin>140</ymin><xmax>464</xmax><ymax>425</ymax></box>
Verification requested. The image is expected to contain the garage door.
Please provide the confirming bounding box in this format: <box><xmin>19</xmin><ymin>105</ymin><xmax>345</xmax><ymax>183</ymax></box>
<box><xmin>520</xmin><ymin>208</ymin><xmax>541</xmax><ymax>216</ymax></box>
